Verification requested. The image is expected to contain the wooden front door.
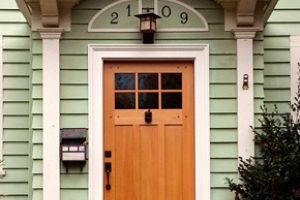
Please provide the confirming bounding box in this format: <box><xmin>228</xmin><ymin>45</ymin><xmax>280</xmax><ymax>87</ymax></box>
<box><xmin>104</xmin><ymin>61</ymin><xmax>194</xmax><ymax>200</ymax></box>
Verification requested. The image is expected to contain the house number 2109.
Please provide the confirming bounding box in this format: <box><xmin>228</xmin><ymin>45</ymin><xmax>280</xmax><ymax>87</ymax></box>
<box><xmin>110</xmin><ymin>5</ymin><xmax>189</xmax><ymax>24</ymax></box>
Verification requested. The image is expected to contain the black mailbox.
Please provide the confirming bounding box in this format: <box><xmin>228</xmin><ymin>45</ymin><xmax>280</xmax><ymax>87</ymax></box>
<box><xmin>60</xmin><ymin>129</ymin><xmax>87</xmax><ymax>172</ymax></box>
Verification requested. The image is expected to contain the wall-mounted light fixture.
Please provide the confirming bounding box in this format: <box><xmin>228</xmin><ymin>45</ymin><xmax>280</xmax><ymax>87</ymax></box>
<box><xmin>135</xmin><ymin>13</ymin><xmax>161</xmax><ymax>44</ymax></box>
<box><xmin>242</xmin><ymin>74</ymin><xmax>249</xmax><ymax>90</ymax></box>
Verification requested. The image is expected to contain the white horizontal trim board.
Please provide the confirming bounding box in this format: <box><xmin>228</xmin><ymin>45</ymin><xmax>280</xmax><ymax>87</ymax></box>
<box><xmin>0</xmin><ymin>35</ymin><xmax>5</xmax><ymax>177</ymax></box>
<box><xmin>290</xmin><ymin>36</ymin><xmax>300</xmax><ymax>114</ymax></box>
<box><xmin>88</xmin><ymin>44</ymin><xmax>210</xmax><ymax>200</ymax></box>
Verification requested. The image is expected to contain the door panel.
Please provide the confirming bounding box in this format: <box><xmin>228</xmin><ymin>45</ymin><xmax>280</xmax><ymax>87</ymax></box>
<box><xmin>104</xmin><ymin>61</ymin><xmax>194</xmax><ymax>200</ymax></box>
<box><xmin>139</xmin><ymin>125</ymin><xmax>160</xmax><ymax>200</ymax></box>
<box><xmin>165</xmin><ymin>125</ymin><xmax>183</xmax><ymax>200</ymax></box>
<box><xmin>115</xmin><ymin>125</ymin><xmax>139</xmax><ymax>200</ymax></box>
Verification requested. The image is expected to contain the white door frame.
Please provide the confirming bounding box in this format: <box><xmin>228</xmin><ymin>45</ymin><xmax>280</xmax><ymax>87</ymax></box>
<box><xmin>88</xmin><ymin>44</ymin><xmax>210</xmax><ymax>200</ymax></box>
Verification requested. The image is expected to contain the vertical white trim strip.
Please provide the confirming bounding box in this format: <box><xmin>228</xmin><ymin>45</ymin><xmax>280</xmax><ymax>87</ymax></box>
<box><xmin>40</xmin><ymin>32</ymin><xmax>61</xmax><ymax>200</ymax></box>
<box><xmin>194</xmin><ymin>44</ymin><xmax>210</xmax><ymax>200</ymax></box>
<box><xmin>290</xmin><ymin>36</ymin><xmax>300</xmax><ymax>108</ymax></box>
<box><xmin>154</xmin><ymin>0</ymin><xmax>158</xmax><ymax>14</ymax></box>
<box><xmin>236</xmin><ymin>33</ymin><xmax>255</xmax><ymax>160</ymax></box>
<box><xmin>138</xmin><ymin>0</ymin><xmax>142</xmax><ymax>14</ymax></box>
<box><xmin>88</xmin><ymin>44</ymin><xmax>210</xmax><ymax>200</ymax></box>
<box><xmin>0</xmin><ymin>35</ymin><xmax>5</xmax><ymax>177</ymax></box>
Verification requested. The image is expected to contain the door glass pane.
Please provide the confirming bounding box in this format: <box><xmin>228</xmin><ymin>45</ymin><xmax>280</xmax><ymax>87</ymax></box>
<box><xmin>138</xmin><ymin>93</ymin><xmax>159</xmax><ymax>109</ymax></box>
<box><xmin>115</xmin><ymin>73</ymin><xmax>135</xmax><ymax>90</ymax></box>
<box><xmin>138</xmin><ymin>73</ymin><xmax>158</xmax><ymax>90</ymax></box>
<box><xmin>115</xmin><ymin>93</ymin><xmax>135</xmax><ymax>109</ymax></box>
<box><xmin>162</xmin><ymin>92</ymin><xmax>182</xmax><ymax>109</ymax></box>
<box><xmin>161</xmin><ymin>73</ymin><xmax>182</xmax><ymax>90</ymax></box>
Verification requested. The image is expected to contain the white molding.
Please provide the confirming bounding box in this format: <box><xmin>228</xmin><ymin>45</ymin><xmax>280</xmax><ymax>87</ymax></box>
<box><xmin>0</xmin><ymin>35</ymin><xmax>5</xmax><ymax>177</ymax></box>
<box><xmin>159</xmin><ymin>28</ymin><xmax>209</xmax><ymax>32</ymax></box>
<box><xmin>41</xmin><ymin>32</ymin><xmax>61</xmax><ymax>200</ymax></box>
<box><xmin>290</xmin><ymin>36</ymin><xmax>300</xmax><ymax>111</ymax></box>
<box><xmin>15</xmin><ymin>0</ymin><xmax>32</xmax><ymax>26</ymax></box>
<box><xmin>154</xmin><ymin>0</ymin><xmax>158</xmax><ymax>14</ymax></box>
<box><xmin>235</xmin><ymin>33</ymin><xmax>255</xmax><ymax>160</ymax></box>
<box><xmin>88</xmin><ymin>44</ymin><xmax>210</xmax><ymax>200</ymax></box>
<box><xmin>138</xmin><ymin>0</ymin><xmax>142</xmax><ymax>14</ymax></box>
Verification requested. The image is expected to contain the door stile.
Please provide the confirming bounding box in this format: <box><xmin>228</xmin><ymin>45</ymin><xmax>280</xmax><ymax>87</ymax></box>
<box><xmin>182</xmin><ymin>65</ymin><xmax>195</xmax><ymax>200</ymax></box>
<box><xmin>104</xmin><ymin>65</ymin><xmax>116</xmax><ymax>200</ymax></box>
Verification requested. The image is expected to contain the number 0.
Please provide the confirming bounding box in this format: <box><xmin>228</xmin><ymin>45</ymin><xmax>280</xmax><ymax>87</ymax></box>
<box><xmin>180</xmin><ymin>12</ymin><xmax>188</xmax><ymax>24</ymax></box>
<box><xmin>161</xmin><ymin>6</ymin><xmax>171</xmax><ymax>17</ymax></box>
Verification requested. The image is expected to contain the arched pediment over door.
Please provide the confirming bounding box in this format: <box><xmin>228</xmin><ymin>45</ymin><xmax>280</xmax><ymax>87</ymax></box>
<box><xmin>88</xmin><ymin>0</ymin><xmax>209</xmax><ymax>33</ymax></box>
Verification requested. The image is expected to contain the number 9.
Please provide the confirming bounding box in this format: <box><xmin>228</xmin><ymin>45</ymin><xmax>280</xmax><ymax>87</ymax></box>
<box><xmin>180</xmin><ymin>12</ymin><xmax>188</xmax><ymax>24</ymax></box>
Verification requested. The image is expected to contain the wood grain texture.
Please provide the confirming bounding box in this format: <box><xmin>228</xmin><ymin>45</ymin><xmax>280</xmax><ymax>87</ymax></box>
<box><xmin>104</xmin><ymin>61</ymin><xmax>194</xmax><ymax>200</ymax></box>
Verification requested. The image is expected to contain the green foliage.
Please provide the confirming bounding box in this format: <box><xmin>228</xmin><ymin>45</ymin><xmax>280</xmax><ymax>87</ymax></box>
<box><xmin>226</xmin><ymin>102</ymin><xmax>300</xmax><ymax>199</ymax></box>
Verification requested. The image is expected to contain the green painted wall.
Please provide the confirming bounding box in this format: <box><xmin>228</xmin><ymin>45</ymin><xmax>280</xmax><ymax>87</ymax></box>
<box><xmin>0</xmin><ymin>0</ymin><xmax>31</xmax><ymax>200</ymax></box>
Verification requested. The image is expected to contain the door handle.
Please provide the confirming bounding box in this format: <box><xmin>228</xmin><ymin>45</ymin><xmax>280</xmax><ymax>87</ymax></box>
<box><xmin>105</xmin><ymin>162</ymin><xmax>112</xmax><ymax>190</ymax></box>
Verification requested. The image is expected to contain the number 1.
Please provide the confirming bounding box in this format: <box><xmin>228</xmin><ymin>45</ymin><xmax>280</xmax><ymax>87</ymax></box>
<box><xmin>126</xmin><ymin>4</ymin><xmax>131</xmax><ymax>16</ymax></box>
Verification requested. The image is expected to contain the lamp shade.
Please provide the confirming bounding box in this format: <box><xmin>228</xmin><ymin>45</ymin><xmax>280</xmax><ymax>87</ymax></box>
<box><xmin>135</xmin><ymin>13</ymin><xmax>161</xmax><ymax>33</ymax></box>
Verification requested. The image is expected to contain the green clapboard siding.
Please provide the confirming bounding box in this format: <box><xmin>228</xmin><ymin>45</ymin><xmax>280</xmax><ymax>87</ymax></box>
<box><xmin>211</xmin><ymin>159</ymin><xmax>238</xmax><ymax>172</ymax></box>
<box><xmin>0</xmin><ymin>0</ymin><xmax>30</xmax><ymax>199</ymax></box>
<box><xmin>3</xmin><ymin>64</ymin><xmax>30</xmax><ymax>76</ymax></box>
<box><xmin>275</xmin><ymin>0</ymin><xmax>300</xmax><ymax>9</ymax></box>
<box><xmin>264</xmin><ymin>0</ymin><xmax>300</xmax><ymax>111</ymax></box>
<box><xmin>3</xmin><ymin>129</ymin><xmax>29</xmax><ymax>142</ymax></box>
<box><xmin>0</xmin><ymin>169</ymin><xmax>28</xmax><ymax>182</ymax></box>
<box><xmin>3</xmin><ymin>156</ymin><xmax>29</xmax><ymax>169</ymax></box>
<box><xmin>210</xmin><ymin>129</ymin><xmax>237</xmax><ymax>142</ymax></box>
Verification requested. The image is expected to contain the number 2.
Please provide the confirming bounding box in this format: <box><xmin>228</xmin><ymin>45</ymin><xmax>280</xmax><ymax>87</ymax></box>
<box><xmin>111</xmin><ymin>12</ymin><xmax>118</xmax><ymax>24</ymax></box>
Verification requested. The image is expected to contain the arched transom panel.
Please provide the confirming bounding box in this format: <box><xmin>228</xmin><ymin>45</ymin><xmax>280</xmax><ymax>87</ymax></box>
<box><xmin>88</xmin><ymin>0</ymin><xmax>209</xmax><ymax>32</ymax></box>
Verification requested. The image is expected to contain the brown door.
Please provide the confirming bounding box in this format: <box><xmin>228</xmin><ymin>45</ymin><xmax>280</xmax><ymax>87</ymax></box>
<box><xmin>104</xmin><ymin>61</ymin><xmax>194</xmax><ymax>200</ymax></box>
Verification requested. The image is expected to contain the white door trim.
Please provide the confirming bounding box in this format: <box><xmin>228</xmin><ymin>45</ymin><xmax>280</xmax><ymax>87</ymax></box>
<box><xmin>88</xmin><ymin>44</ymin><xmax>210</xmax><ymax>200</ymax></box>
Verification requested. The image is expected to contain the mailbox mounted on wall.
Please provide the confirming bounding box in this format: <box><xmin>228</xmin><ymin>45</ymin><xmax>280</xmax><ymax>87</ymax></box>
<box><xmin>60</xmin><ymin>129</ymin><xmax>88</xmax><ymax>172</ymax></box>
